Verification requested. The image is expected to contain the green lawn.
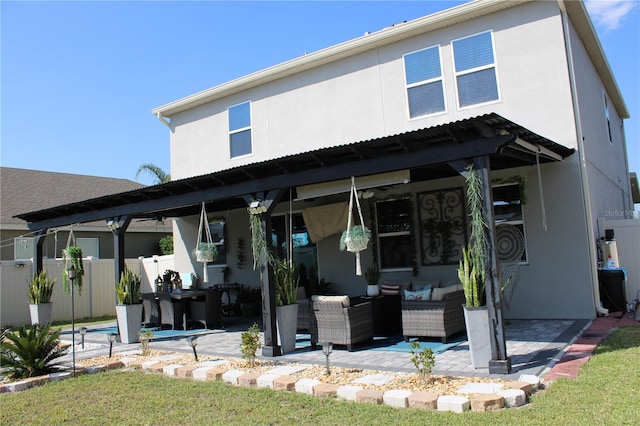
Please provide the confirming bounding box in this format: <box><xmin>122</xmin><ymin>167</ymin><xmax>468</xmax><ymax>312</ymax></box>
<box><xmin>1</xmin><ymin>325</ymin><xmax>638</xmax><ymax>425</ymax></box>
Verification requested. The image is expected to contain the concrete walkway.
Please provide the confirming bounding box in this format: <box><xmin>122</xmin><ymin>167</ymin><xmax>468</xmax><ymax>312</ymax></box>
<box><xmin>57</xmin><ymin>312</ymin><xmax>637</xmax><ymax>382</ymax></box>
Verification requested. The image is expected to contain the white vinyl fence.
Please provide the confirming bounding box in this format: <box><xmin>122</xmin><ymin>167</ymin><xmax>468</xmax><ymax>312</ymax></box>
<box><xmin>0</xmin><ymin>255</ymin><xmax>175</xmax><ymax>327</ymax></box>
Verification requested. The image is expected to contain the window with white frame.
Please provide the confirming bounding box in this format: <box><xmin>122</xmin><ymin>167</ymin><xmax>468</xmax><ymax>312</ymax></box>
<box><xmin>604</xmin><ymin>92</ymin><xmax>613</xmax><ymax>144</ymax></box>
<box><xmin>493</xmin><ymin>184</ymin><xmax>527</xmax><ymax>263</ymax></box>
<box><xmin>376</xmin><ymin>199</ymin><xmax>413</xmax><ymax>270</ymax></box>
<box><xmin>208</xmin><ymin>219</ymin><xmax>226</xmax><ymax>266</ymax></box>
<box><xmin>403</xmin><ymin>45</ymin><xmax>445</xmax><ymax>118</ymax></box>
<box><xmin>77</xmin><ymin>238</ymin><xmax>99</xmax><ymax>258</ymax></box>
<box><xmin>452</xmin><ymin>31</ymin><xmax>499</xmax><ymax>108</ymax></box>
<box><xmin>228</xmin><ymin>101</ymin><xmax>252</xmax><ymax>158</ymax></box>
<box><xmin>14</xmin><ymin>237</ymin><xmax>34</xmax><ymax>260</ymax></box>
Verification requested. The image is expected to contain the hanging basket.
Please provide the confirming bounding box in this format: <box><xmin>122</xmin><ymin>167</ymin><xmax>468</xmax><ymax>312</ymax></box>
<box><xmin>340</xmin><ymin>225</ymin><xmax>371</xmax><ymax>253</ymax></box>
<box><xmin>194</xmin><ymin>203</ymin><xmax>217</xmax><ymax>283</ymax></box>
<box><xmin>340</xmin><ymin>177</ymin><xmax>370</xmax><ymax>275</ymax></box>
<box><xmin>195</xmin><ymin>242</ymin><xmax>218</xmax><ymax>263</ymax></box>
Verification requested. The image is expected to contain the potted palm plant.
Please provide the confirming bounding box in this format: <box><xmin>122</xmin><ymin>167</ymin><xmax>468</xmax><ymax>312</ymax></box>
<box><xmin>458</xmin><ymin>164</ymin><xmax>492</xmax><ymax>369</ymax></box>
<box><xmin>114</xmin><ymin>268</ymin><xmax>143</xmax><ymax>344</ymax></box>
<box><xmin>273</xmin><ymin>257</ymin><xmax>299</xmax><ymax>354</ymax></box>
<box><xmin>27</xmin><ymin>270</ymin><xmax>55</xmax><ymax>325</ymax></box>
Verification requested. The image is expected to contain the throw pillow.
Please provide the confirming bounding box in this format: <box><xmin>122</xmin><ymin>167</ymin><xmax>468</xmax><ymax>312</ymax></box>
<box><xmin>311</xmin><ymin>295</ymin><xmax>350</xmax><ymax>307</ymax></box>
<box><xmin>403</xmin><ymin>289</ymin><xmax>431</xmax><ymax>301</ymax></box>
<box><xmin>430</xmin><ymin>285</ymin><xmax>462</xmax><ymax>301</ymax></box>
<box><xmin>412</xmin><ymin>283</ymin><xmax>434</xmax><ymax>292</ymax></box>
<box><xmin>380</xmin><ymin>283</ymin><xmax>401</xmax><ymax>296</ymax></box>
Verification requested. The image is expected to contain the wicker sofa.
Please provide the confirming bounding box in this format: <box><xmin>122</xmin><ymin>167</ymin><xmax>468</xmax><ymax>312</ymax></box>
<box><xmin>310</xmin><ymin>295</ymin><xmax>374</xmax><ymax>351</ymax></box>
<box><xmin>401</xmin><ymin>289</ymin><xmax>466</xmax><ymax>343</ymax></box>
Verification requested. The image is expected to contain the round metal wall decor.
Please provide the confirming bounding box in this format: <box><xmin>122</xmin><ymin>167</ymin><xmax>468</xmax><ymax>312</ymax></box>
<box><xmin>496</xmin><ymin>224</ymin><xmax>525</xmax><ymax>262</ymax></box>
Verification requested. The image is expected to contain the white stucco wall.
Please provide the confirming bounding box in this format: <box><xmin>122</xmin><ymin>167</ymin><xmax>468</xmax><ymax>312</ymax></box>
<box><xmin>164</xmin><ymin>1</ymin><xmax>630</xmax><ymax>320</ymax></box>
<box><xmin>169</xmin><ymin>2</ymin><xmax>578</xmax><ymax>181</ymax></box>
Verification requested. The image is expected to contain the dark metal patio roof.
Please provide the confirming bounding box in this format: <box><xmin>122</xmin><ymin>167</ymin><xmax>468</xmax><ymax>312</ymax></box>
<box><xmin>16</xmin><ymin>113</ymin><xmax>574</xmax><ymax>231</ymax></box>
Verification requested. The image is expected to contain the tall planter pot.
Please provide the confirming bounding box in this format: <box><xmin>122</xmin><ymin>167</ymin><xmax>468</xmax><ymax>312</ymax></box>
<box><xmin>116</xmin><ymin>304</ymin><xmax>143</xmax><ymax>344</ymax></box>
<box><xmin>29</xmin><ymin>303</ymin><xmax>52</xmax><ymax>325</ymax></box>
<box><xmin>463</xmin><ymin>305</ymin><xmax>493</xmax><ymax>369</ymax></box>
<box><xmin>276</xmin><ymin>303</ymin><xmax>298</xmax><ymax>354</ymax></box>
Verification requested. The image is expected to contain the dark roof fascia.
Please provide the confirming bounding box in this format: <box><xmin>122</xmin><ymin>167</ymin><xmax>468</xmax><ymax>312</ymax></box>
<box><xmin>16</xmin><ymin>114</ymin><xmax>574</xmax><ymax>231</ymax></box>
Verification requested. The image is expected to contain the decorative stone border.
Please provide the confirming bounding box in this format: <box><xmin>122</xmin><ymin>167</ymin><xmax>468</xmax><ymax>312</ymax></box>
<box><xmin>0</xmin><ymin>359</ymin><xmax>542</xmax><ymax>412</ymax></box>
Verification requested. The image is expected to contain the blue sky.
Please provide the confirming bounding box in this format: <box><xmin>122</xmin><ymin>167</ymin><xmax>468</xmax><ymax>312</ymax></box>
<box><xmin>1</xmin><ymin>1</ymin><xmax>638</xmax><ymax>189</ymax></box>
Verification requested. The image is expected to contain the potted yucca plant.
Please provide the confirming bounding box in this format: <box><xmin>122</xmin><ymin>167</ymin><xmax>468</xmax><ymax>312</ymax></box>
<box><xmin>114</xmin><ymin>268</ymin><xmax>143</xmax><ymax>344</ymax></box>
<box><xmin>273</xmin><ymin>257</ymin><xmax>299</xmax><ymax>354</ymax></box>
<box><xmin>459</xmin><ymin>164</ymin><xmax>492</xmax><ymax>369</ymax></box>
<box><xmin>27</xmin><ymin>270</ymin><xmax>56</xmax><ymax>325</ymax></box>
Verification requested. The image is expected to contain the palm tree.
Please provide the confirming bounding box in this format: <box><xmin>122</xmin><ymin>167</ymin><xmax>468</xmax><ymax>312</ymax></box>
<box><xmin>136</xmin><ymin>163</ymin><xmax>170</xmax><ymax>184</ymax></box>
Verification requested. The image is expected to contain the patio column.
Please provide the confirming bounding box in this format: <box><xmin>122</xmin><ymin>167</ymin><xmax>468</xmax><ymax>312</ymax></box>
<box><xmin>244</xmin><ymin>189</ymin><xmax>286</xmax><ymax>357</ymax></box>
<box><xmin>107</xmin><ymin>216</ymin><xmax>132</xmax><ymax>287</ymax></box>
<box><xmin>474</xmin><ymin>155</ymin><xmax>511</xmax><ymax>374</ymax></box>
<box><xmin>33</xmin><ymin>229</ymin><xmax>47</xmax><ymax>273</ymax></box>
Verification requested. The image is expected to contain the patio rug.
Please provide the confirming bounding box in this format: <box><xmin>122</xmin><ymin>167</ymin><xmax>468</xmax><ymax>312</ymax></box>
<box><xmin>294</xmin><ymin>332</ymin><xmax>466</xmax><ymax>354</ymax></box>
<box><xmin>87</xmin><ymin>326</ymin><xmax>218</xmax><ymax>341</ymax></box>
<box><xmin>366</xmin><ymin>333</ymin><xmax>467</xmax><ymax>354</ymax></box>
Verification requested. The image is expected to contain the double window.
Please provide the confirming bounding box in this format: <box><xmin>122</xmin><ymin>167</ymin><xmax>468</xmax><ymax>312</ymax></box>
<box><xmin>228</xmin><ymin>101</ymin><xmax>252</xmax><ymax>158</ymax></box>
<box><xmin>403</xmin><ymin>46</ymin><xmax>445</xmax><ymax>118</ymax></box>
<box><xmin>376</xmin><ymin>199</ymin><xmax>413</xmax><ymax>270</ymax></box>
<box><xmin>452</xmin><ymin>31</ymin><xmax>499</xmax><ymax>108</ymax></box>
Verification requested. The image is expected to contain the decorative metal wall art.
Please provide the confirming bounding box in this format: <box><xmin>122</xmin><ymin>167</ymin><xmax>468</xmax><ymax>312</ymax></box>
<box><xmin>418</xmin><ymin>188</ymin><xmax>467</xmax><ymax>266</ymax></box>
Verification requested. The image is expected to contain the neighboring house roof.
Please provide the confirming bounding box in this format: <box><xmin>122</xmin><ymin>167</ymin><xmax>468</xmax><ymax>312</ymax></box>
<box><xmin>1</xmin><ymin>167</ymin><xmax>161</xmax><ymax>230</ymax></box>
<box><xmin>152</xmin><ymin>0</ymin><xmax>628</xmax><ymax>120</ymax></box>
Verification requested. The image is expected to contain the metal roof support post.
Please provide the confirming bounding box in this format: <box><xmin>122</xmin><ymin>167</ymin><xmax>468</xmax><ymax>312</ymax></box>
<box><xmin>33</xmin><ymin>229</ymin><xmax>48</xmax><ymax>273</ymax></box>
<box><xmin>108</xmin><ymin>216</ymin><xmax>132</xmax><ymax>289</ymax></box>
<box><xmin>474</xmin><ymin>155</ymin><xmax>511</xmax><ymax>374</ymax></box>
<box><xmin>244</xmin><ymin>189</ymin><xmax>286</xmax><ymax>357</ymax></box>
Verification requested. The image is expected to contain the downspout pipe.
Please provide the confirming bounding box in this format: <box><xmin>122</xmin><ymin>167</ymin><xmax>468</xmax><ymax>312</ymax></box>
<box><xmin>558</xmin><ymin>0</ymin><xmax>608</xmax><ymax>316</ymax></box>
<box><xmin>156</xmin><ymin>112</ymin><xmax>171</xmax><ymax>128</ymax></box>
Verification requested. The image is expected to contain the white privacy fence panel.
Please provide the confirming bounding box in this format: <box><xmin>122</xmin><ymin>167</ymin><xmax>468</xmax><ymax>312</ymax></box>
<box><xmin>0</xmin><ymin>256</ymin><xmax>173</xmax><ymax>327</ymax></box>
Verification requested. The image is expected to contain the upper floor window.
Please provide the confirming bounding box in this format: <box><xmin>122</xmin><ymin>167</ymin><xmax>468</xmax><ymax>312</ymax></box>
<box><xmin>376</xmin><ymin>199</ymin><xmax>413</xmax><ymax>270</ymax></box>
<box><xmin>604</xmin><ymin>92</ymin><xmax>613</xmax><ymax>144</ymax></box>
<box><xmin>403</xmin><ymin>46</ymin><xmax>445</xmax><ymax>118</ymax></box>
<box><xmin>452</xmin><ymin>31</ymin><xmax>499</xmax><ymax>108</ymax></box>
<box><xmin>228</xmin><ymin>101</ymin><xmax>252</xmax><ymax>158</ymax></box>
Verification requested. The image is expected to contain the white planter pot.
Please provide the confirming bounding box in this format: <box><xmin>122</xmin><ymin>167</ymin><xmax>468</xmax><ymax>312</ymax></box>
<box><xmin>116</xmin><ymin>304</ymin><xmax>143</xmax><ymax>344</ymax></box>
<box><xmin>276</xmin><ymin>304</ymin><xmax>299</xmax><ymax>354</ymax></box>
<box><xmin>29</xmin><ymin>303</ymin><xmax>52</xmax><ymax>325</ymax></box>
<box><xmin>463</xmin><ymin>305</ymin><xmax>493</xmax><ymax>369</ymax></box>
<box><xmin>367</xmin><ymin>285</ymin><xmax>380</xmax><ymax>297</ymax></box>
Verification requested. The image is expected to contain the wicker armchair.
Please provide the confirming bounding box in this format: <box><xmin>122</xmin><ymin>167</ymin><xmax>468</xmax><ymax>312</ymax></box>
<box><xmin>310</xmin><ymin>295</ymin><xmax>374</xmax><ymax>351</ymax></box>
<box><xmin>401</xmin><ymin>289</ymin><xmax>466</xmax><ymax>343</ymax></box>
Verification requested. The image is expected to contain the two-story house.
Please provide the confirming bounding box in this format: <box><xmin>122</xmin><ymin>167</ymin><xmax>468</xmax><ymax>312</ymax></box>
<box><xmin>16</xmin><ymin>0</ymin><xmax>633</xmax><ymax>357</ymax></box>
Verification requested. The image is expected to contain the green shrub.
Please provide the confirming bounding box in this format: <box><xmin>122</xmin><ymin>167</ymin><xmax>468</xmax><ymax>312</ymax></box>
<box><xmin>240</xmin><ymin>323</ymin><xmax>261</xmax><ymax>367</ymax></box>
<box><xmin>158</xmin><ymin>235</ymin><xmax>174</xmax><ymax>255</ymax></box>
<box><xmin>0</xmin><ymin>324</ymin><xmax>68</xmax><ymax>379</ymax></box>
<box><xmin>115</xmin><ymin>269</ymin><xmax>141</xmax><ymax>305</ymax></box>
<box><xmin>409</xmin><ymin>341</ymin><xmax>435</xmax><ymax>384</ymax></box>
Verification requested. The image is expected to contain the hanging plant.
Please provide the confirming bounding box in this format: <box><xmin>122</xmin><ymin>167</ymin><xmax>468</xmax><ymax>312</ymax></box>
<box><xmin>249</xmin><ymin>212</ymin><xmax>270</xmax><ymax>269</ymax></box>
<box><xmin>339</xmin><ymin>225</ymin><xmax>371</xmax><ymax>252</ymax></box>
<box><xmin>62</xmin><ymin>246</ymin><xmax>84</xmax><ymax>295</ymax></box>
<box><xmin>193</xmin><ymin>242</ymin><xmax>218</xmax><ymax>263</ymax></box>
